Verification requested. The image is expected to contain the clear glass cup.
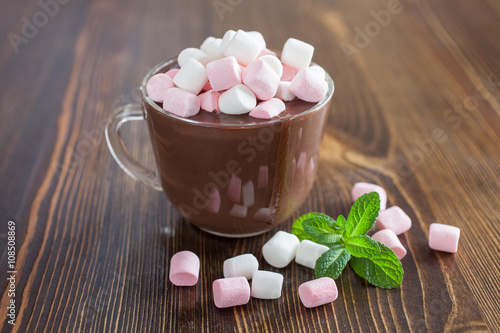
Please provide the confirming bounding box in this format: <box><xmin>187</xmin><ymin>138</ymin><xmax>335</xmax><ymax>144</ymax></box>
<box><xmin>105</xmin><ymin>57</ymin><xmax>334</xmax><ymax>237</ymax></box>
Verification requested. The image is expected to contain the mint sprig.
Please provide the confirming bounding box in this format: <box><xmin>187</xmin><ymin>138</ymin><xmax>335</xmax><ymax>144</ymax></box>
<box><xmin>292</xmin><ymin>192</ymin><xmax>404</xmax><ymax>289</ymax></box>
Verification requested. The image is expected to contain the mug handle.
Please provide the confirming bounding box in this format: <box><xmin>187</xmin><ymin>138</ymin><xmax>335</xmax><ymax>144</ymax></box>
<box><xmin>105</xmin><ymin>103</ymin><xmax>163</xmax><ymax>191</ymax></box>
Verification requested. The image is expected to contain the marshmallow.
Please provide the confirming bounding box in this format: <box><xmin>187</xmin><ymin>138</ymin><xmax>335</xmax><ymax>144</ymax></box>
<box><xmin>146</xmin><ymin>73</ymin><xmax>174</xmax><ymax>103</ymax></box>
<box><xmin>242</xmin><ymin>59</ymin><xmax>280</xmax><ymax>100</ymax></box>
<box><xmin>228</xmin><ymin>173</ymin><xmax>242</xmax><ymax>203</ymax></box>
<box><xmin>219</xmin><ymin>30</ymin><xmax>236</xmax><ymax>54</ymax></box>
<box><xmin>262</xmin><ymin>231</ymin><xmax>300</xmax><ymax>268</ymax></box>
<box><xmin>224</xmin><ymin>30</ymin><xmax>262</xmax><ymax>66</ymax></box>
<box><xmin>198</xmin><ymin>90</ymin><xmax>220</xmax><ymax>112</ymax></box>
<box><xmin>259</xmin><ymin>55</ymin><xmax>283</xmax><ymax>78</ymax></box>
<box><xmin>371</xmin><ymin>230</ymin><xmax>407</xmax><ymax>260</ymax></box>
<box><xmin>289</xmin><ymin>68</ymin><xmax>328</xmax><ymax>103</ymax></box>
<box><xmin>351</xmin><ymin>182</ymin><xmax>387</xmax><ymax>211</ymax></box>
<box><xmin>242</xmin><ymin>180</ymin><xmax>255</xmax><ymax>207</ymax></box>
<box><xmin>299</xmin><ymin>277</ymin><xmax>338</xmax><ymax>308</ymax></box>
<box><xmin>258</xmin><ymin>48</ymin><xmax>277</xmax><ymax>58</ymax></box>
<box><xmin>202</xmin><ymin>80</ymin><xmax>212</xmax><ymax>92</ymax></box>
<box><xmin>295</xmin><ymin>240</ymin><xmax>330</xmax><ymax>269</ymax></box>
<box><xmin>375</xmin><ymin>206</ymin><xmax>412</xmax><ymax>235</ymax></box>
<box><xmin>206</xmin><ymin>56</ymin><xmax>242</xmax><ymax>91</ymax></box>
<box><xmin>200</xmin><ymin>36</ymin><xmax>223</xmax><ymax>59</ymax></box>
<box><xmin>213</xmin><ymin>277</ymin><xmax>251</xmax><ymax>308</ymax></box>
<box><xmin>206</xmin><ymin>187</ymin><xmax>221</xmax><ymax>213</ymax></box>
<box><xmin>309</xmin><ymin>65</ymin><xmax>326</xmax><ymax>79</ymax></box>
<box><xmin>169</xmin><ymin>251</ymin><xmax>200</xmax><ymax>286</ymax></box>
<box><xmin>249</xmin><ymin>98</ymin><xmax>286</xmax><ymax>119</ymax></box>
<box><xmin>229</xmin><ymin>204</ymin><xmax>247</xmax><ymax>218</ymax></box>
<box><xmin>173</xmin><ymin>58</ymin><xmax>208</xmax><ymax>95</ymax></box>
<box><xmin>281</xmin><ymin>38</ymin><xmax>314</xmax><ymax>69</ymax></box>
<box><xmin>275</xmin><ymin>81</ymin><xmax>296</xmax><ymax>102</ymax></box>
<box><xmin>219</xmin><ymin>84</ymin><xmax>257</xmax><ymax>115</ymax></box>
<box><xmin>224</xmin><ymin>254</ymin><xmax>259</xmax><ymax>279</ymax></box>
<box><xmin>163</xmin><ymin>88</ymin><xmax>200</xmax><ymax>118</ymax></box>
<box><xmin>428</xmin><ymin>223</ymin><xmax>460</xmax><ymax>253</ymax></box>
<box><xmin>251</xmin><ymin>270</ymin><xmax>283</xmax><ymax>299</ymax></box>
<box><xmin>247</xmin><ymin>31</ymin><xmax>266</xmax><ymax>48</ymax></box>
<box><xmin>253</xmin><ymin>207</ymin><xmax>272</xmax><ymax>221</ymax></box>
<box><xmin>177</xmin><ymin>47</ymin><xmax>210</xmax><ymax>67</ymax></box>
<box><xmin>281</xmin><ymin>64</ymin><xmax>299</xmax><ymax>82</ymax></box>
<box><xmin>165</xmin><ymin>68</ymin><xmax>179</xmax><ymax>79</ymax></box>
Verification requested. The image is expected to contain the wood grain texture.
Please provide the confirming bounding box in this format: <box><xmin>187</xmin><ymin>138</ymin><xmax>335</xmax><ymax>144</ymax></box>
<box><xmin>1</xmin><ymin>0</ymin><xmax>499</xmax><ymax>331</ymax></box>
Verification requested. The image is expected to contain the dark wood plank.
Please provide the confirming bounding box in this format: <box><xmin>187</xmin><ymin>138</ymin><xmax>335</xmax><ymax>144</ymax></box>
<box><xmin>1</xmin><ymin>0</ymin><xmax>499</xmax><ymax>331</ymax></box>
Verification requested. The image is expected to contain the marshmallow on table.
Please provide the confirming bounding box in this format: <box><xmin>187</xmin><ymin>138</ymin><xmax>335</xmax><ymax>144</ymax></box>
<box><xmin>206</xmin><ymin>56</ymin><xmax>242</xmax><ymax>91</ymax></box>
<box><xmin>173</xmin><ymin>58</ymin><xmax>208</xmax><ymax>95</ymax></box>
<box><xmin>165</xmin><ymin>68</ymin><xmax>179</xmax><ymax>79</ymax></box>
<box><xmin>428</xmin><ymin>223</ymin><xmax>460</xmax><ymax>253</ymax></box>
<box><xmin>198</xmin><ymin>90</ymin><xmax>220</xmax><ymax>112</ymax></box>
<box><xmin>281</xmin><ymin>64</ymin><xmax>299</xmax><ymax>82</ymax></box>
<box><xmin>262</xmin><ymin>231</ymin><xmax>300</xmax><ymax>268</ymax></box>
<box><xmin>169</xmin><ymin>251</ymin><xmax>200</xmax><ymax>286</ymax></box>
<box><xmin>249</xmin><ymin>98</ymin><xmax>286</xmax><ymax>119</ymax></box>
<box><xmin>351</xmin><ymin>182</ymin><xmax>388</xmax><ymax>211</ymax></box>
<box><xmin>251</xmin><ymin>270</ymin><xmax>284</xmax><ymax>299</ymax></box>
<box><xmin>247</xmin><ymin>31</ymin><xmax>266</xmax><ymax>48</ymax></box>
<box><xmin>163</xmin><ymin>88</ymin><xmax>200</xmax><ymax>118</ymax></box>
<box><xmin>375</xmin><ymin>206</ymin><xmax>412</xmax><ymax>235</ymax></box>
<box><xmin>224</xmin><ymin>254</ymin><xmax>259</xmax><ymax>279</ymax></box>
<box><xmin>259</xmin><ymin>55</ymin><xmax>283</xmax><ymax>78</ymax></box>
<box><xmin>295</xmin><ymin>240</ymin><xmax>330</xmax><ymax>269</ymax></box>
<box><xmin>146</xmin><ymin>73</ymin><xmax>174</xmax><ymax>103</ymax></box>
<box><xmin>177</xmin><ymin>47</ymin><xmax>210</xmax><ymax>67</ymax></box>
<box><xmin>200</xmin><ymin>36</ymin><xmax>223</xmax><ymax>60</ymax></box>
<box><xmin>242</xmin><ymin>59</ymin><xmax>280</xmax><ymax>100</ymax></box>
<box><xmin>289</xmin><ymin>68</ymin><xmax>328</xmax><ymax>103</ymax></box>
<box><xmin>275</xmin><ymin>81</ymin><xmax>296</xmax><ymax>102</ymax></box>
<box><xmin>281</xmin><ymin>38</ymin><xmax>314</xmax><ymax>69</ymax></box>
<box><xmin>224</xmin><ymin>30</ymin><xmax>262</xmax><ymax>66</ymax></box>
<box><xmin>371</xmin><ymin>229</ymin><xmax>407</xmax><ymax>260</ymax></box>
<box><xmin>213</xmin><ymin>277</ymin><xmax>250</xmax><ymax>308</ymax></box>
<box><xmin>219</xmin><ymin>84</ymin><xmax>257</xmax><ymax>115</ymax></box>
<box><xmin>299</xmin><ymin>277</ymin><xmax>338</xmax><ymax>308</ymax></box>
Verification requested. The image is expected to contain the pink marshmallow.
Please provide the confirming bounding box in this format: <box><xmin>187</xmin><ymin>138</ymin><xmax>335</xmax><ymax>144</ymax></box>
<box><xmin>258</xmin><ymin>48</ymin><xmax>277</xmax><ymax>58</ymax></box>
<box><xmin>228</xmin><ymin>174</ymin><xmax>242</xmax><ymax>203</ymax></box>
<box><xmin>371</xmin><ymin>230</ymin><xmax>407</xmax><ymax>260</ymax></box>
<box><xmin>428</xmin><ymin>223</ymin><xmax>460</xmax><ymax>253</ymax></box>
<box><xmin>198</xmin><ymin>90</ymin><xmax>220</xmax><ymax>113</ymax></box>
<box><xmin>165</xmin><ymin>68</ymin><xmax>179</xmax><ymax>79</ymax></box>
<box><xmin>258</xmin><ymin>165</ymin><xmax>268</xmax><ymax>189</ymax></box>
<box><xmin>212</xmin><ymin>277</ymin><xmax>251</xmax><ymax>308</ymax></box>
<box><xmin>206</xmin><ymin>187</ymin><xmax>221</xmax><ymax>214</ymax></box>
<box><xmin>169</xmin><ymin>251</ymin><xmax>200</xmax><ymax>286</ymax></box>
<box><xmin>249</xmin><ymin>98</ymin><xmax>286</xmax><ymax>119</ymax></box>
<box><xmin>146</xmin><ymin>73</ymin><xmax>174</xmax><ymax>103</ymax></box>
<box><xmin>351</xmin><ymin>182</ymin><xmax>387</xmax><ymax>211</ymax></box>
<box><xmin>202</xmin><ymin>80</ymin><xmax>212</xmax><ymax>92</ymax></box>
<box><xmin>163</xmin><ymin>88</ymin><xmax>200</xmax><ymax>118</ymax></box>
<box><xmin>242</xmin><ymin>59</ymin><xmax>280</xmax><ymax>100</ymax></box>
<box><xmin>206</xmin><ymin>56</ymin><xmax>242</xmax><ymax>91</ymax></box>
<box><xmin>289</xmin><ymin>68</ymin><xmax>328</xmax><ymax>103</ymax></box>
<box><xmin>375</xmin><ymin>206</ymin><xmax>412</xmax><ymax>235</ymax></box>
<box><xmin>281</xmin><ymin>64</ymin><xmax>298</xmax><ymax>82</ymax></box>
<box><xmin>299</xmin><ymin>277</ymin><xmax>338</xmax><ymax>308</ymax></box>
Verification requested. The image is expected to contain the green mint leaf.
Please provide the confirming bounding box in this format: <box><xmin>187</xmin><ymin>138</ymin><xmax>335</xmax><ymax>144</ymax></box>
<box><xmin>344</xmin><ymin>192</ymin><xmax>381</xmax><ymax>239</ymax></box>
<box><xmin>345</xmin><ymin>235</ymin><xmax>381</xmax><ymax>258</ymax></box>
<box><xmin>350</xmin><ymin>243</ymin><xmax>403</xmax><ymax>289</ymax></box>
<box><xmin>292</xmin><ymin>212</ymin><xmax>339</xmax><ymax>242</ymax></box>
<box><xmin>337</xmin><ymin>215</ymin><xmax>347</xmax><ymax>229</ymax></box>
<box><xmin>314</xmin><ymin>244</ymin><xmax>351</xmax><ymax>280</ymax></box>
<box><xmin>316</xmin><ymin>233</ymin><xmax>343</xmax><ymax>246</ymax></box>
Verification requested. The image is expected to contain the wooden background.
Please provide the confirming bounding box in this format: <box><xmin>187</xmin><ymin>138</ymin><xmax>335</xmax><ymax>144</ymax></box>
<box><xmin>1</xmin><ymin>0</ymin><xmax>499</xmax><ymax>331</ymax></box>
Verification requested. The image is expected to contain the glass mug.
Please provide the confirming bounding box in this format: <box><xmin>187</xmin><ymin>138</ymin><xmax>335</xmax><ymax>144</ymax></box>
<box><xmin>105</xmin><ymin>57</ymin><xmax>334</xmax><ymax>237</ymax></box>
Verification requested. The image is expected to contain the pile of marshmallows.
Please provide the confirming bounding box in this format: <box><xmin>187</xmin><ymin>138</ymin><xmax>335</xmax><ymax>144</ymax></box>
<box><xmin>146</xmin><ymin>30</ymin><xmax>329</xmax><ymax>119</ymax></box>
<box><xmin>168</xmin><ymin>182</ymin><xmax>461</xmax><ymax>309</ymax></box>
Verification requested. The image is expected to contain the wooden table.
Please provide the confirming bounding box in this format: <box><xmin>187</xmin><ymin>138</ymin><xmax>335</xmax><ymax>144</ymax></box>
<box><xmin>1</xmin><ymin>0</ymin><xmax>499</xmax><ymax>331</ymax></box>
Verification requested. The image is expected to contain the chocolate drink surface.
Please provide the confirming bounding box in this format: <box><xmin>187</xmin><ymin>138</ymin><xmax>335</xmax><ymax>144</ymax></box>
<box><xmin>143</xmin><ymin>59</ymin><xmax>333</xmax><ymax>236</ymax></box>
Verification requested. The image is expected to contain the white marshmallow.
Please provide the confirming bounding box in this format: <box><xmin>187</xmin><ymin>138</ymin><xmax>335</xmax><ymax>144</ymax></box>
<box><xmin>173</xmin><ymin>58</ymin><xmax>208</xmax><ymax>95</ymax></box>
<box><xmin>200</xmin><ymin>37</ymin><xmax>223</xmax><ymax>60</ymax></box>
<box><xmin>295</xmin><ymin>240</ymin><xmax>330</xmax><ymax>269</ymax></box>
<box><xmin>275</xmin><ymin>81</ymin><xmax>295</xmax><ymax>101</ymax></box>
<box><xmin>259</xmin><ymin>55</ymin><xmax>283</xmax><ymax>78</ymax></box>
<box><xmin>229</xmin><ymin>204</ymin><xmax>247</xmax><ymax>218</ymax></box>
<box><xmin>224</xmin><ymin>30</ymin><xmax>263</xmax><ymax>66</ymax></box>
<box><xmin>224</xmin><ymin>254</ymin><xmax>259</xmax><ymax>279</ymax></box>
<box><xmin>177</xmin><ymin>48</ymin><xmax>210</xmax><ymax>67</ymax></box>
<box><xmin>262</xmin><ymin>231</ymin><xmax>300</xmax><ymax>268</ymax></box>
<box><xmin>219</xmin><ymin>30</ymin><xmax>236</xmax><ymax>54</ymax></box>
<box><xmin>218</xmin><ymin>84</ymin><xmax>257</xmax><ymax>115</ymax></box>
<box><xmin>251</xmin><ymin>270</ymin><xmax>283</xmax><ymax>299</ymax></box>
<box><xmin>242</xmin><ymin>180</ymin><xmax>255</xmax><ymax>207</ymax></box>
<box><xmin>247</xmin><ymin>31</ymin><xmax>266</xmax><ymax>48</ymax></box>
<box><xmin>281</xmin><ymin>38</ymin><xmax>314</xmax><ymax>69</ymax></box>
<box><xmin>309</xmin><ymin>65</ymin><xmax>326</xmax><ymax>79</ymax></box>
